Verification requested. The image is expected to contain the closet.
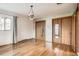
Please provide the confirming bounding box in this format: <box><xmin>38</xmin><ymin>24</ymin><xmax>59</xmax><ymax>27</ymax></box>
<box><xmin>52</xmin><ymin>16</ymin><xmax>73</xmax><ymax>45</ymax></box>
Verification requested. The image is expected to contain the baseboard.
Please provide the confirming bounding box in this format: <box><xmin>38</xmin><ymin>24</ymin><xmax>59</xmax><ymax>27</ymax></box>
<box><xmin>0</xmin><ymin>38</ymin><xmax>35</xmax><ymax>47</ymax></box>
<box><xmin>17</xmin><ymin>38</ymin><xmax>35</xmax><ymax>43</ymax></box>
<box><xmin>0</xmin><ymin>43</ymin><xmax>12</xmax><ymax>47</ymax></box>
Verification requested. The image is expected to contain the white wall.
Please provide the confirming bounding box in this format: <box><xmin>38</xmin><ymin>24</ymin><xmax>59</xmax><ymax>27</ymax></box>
<box><xmin>0</xmin><ymin>15</ymin><xmax>35</xmax><ymax>46</ymax></box>
<box><xmin>45</xmin><ymin>17</ymin><xmax>52</xmax><ymax>42</ymax></box>
<box><xmin>17</xmin><ymin>17</ymin><xmax>35</xmax><ymax>42</ymax></box>
<box><xmin>0</xmin><ymin>14</ymin><xmax>13</xmax><ymax>46</ymax></box>
<box><xmin>0</xmin><ymin>30</ymin><xmax>13</xmax><ymax>46</ymax></box>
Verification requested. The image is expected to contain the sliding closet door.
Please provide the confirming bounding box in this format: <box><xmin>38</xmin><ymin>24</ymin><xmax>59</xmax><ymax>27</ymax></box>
<box><xmin>52</xmin><ymin>19</ymin><xmax>62</xmax><ymax>43</ymax></box>
<box><xmin>62</xmin><ymin>17</ymin><xmax>72</xmax><ymax>45</ymax></box>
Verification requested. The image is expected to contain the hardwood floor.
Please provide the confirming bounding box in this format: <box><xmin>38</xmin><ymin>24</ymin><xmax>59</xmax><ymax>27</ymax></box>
<box><xmin>0</xmin><ymin>39</ymin><xmax>76</xmax><ymax>56</ymax></box>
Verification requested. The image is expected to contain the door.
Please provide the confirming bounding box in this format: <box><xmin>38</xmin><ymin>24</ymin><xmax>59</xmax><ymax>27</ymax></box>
<box><xmin>35</xmin><ymin>21</ymin><xmax>45</xmax><ymax>41</ymax></box>
<box><xmin>62</xmin><ymin>17</ymin><xmax>72</xmax><ymax>45</ymax></box>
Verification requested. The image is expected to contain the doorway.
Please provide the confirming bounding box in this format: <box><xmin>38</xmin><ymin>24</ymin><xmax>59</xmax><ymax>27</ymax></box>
<box><xmin>35</xmin><ymin>21</ymin><xmax>45</xmax><ymax>42</ymax></box>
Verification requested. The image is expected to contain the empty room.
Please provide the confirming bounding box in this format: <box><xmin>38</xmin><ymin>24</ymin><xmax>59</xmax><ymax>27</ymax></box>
<box><xmin>0</xmin><ymin>3</ymin><xmax>79</xmax><ymax>56</ymax></box>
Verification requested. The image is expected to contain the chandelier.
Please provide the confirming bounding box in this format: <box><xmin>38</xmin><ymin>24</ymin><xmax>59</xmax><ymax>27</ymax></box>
<box><xmin>28</xmin><ymin>5</ymin><xmax>34</xmax><ymax>20</ymax></box>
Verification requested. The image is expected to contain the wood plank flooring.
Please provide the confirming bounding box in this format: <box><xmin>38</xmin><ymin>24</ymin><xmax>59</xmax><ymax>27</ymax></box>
<box><xmin>0</xmin><ymin>39</ymin><xmax>76</xmax><ymax>56</ymax></box>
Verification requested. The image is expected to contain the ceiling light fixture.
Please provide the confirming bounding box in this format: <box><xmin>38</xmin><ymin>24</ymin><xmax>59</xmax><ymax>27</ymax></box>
<box><xmin>28</xmin><ymin>5</ymin><xmax>34</xmax><ymax>20</ymax></box>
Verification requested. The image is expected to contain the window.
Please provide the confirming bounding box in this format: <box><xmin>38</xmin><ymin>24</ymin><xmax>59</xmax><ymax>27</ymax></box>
<box><xmin>0</xmin><ymin>17</ymin><xmax>4</xmax><ymax>30</ymax></box>
<box><xmin>54</xmin><ymin>24</ymin><xmax>60</xmax><ymax>38</ymax></box>
<box><xmin>0</xmin><ymin>17</ymin><xmax>11</xmax><ymax>30</ymax></box>
<box><xmin>5</xmin><ymin>18</ymin><xmax>11</xmax><ymax>30</ymax></box>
